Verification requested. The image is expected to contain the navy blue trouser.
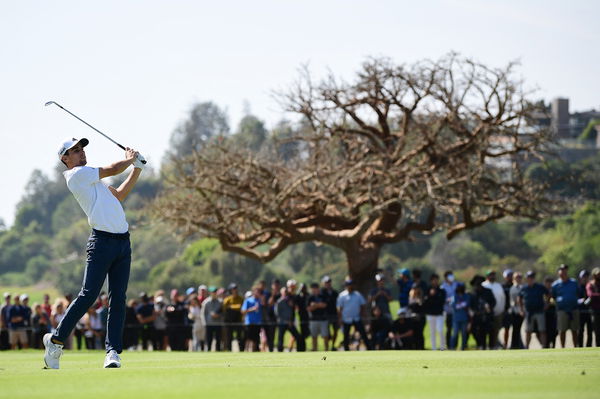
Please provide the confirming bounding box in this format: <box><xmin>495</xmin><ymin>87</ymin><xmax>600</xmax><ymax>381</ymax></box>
<box><xmin>53</xmin><ymin>229</ymin><xmax>131</xmax><ymax>353</ymax></box>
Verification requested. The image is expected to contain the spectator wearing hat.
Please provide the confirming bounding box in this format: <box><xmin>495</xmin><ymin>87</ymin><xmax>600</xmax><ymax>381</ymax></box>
<box><xmin>8</xmin><ymin>294</ymin><xmax>29</xmax><ymax>349</ymax></box>
<box><xmin>185</xmin><ymin>287</ymin><xmax>198</xmax><ymax>346</ymax></box>
<box><xmin>152</xmin><ymin>294</ymin><xmax>168</xmax><ymax>350</ymax></box>
<box><xmin>136</xmin><ymin>292</ymin><xmax>156</xmax><ymax>350</ymax></box>
<box><xmin>321</xmin><ymin>276</ymin><xmax>339</xmax><ymax>349</ymax></box>
<box><xmin>241</xmin><ymin>286</ymin><xmax>263</xmax><ymax>352</ymax></box>
<box><xmin>297</xmin><ymin>283</ymin><xmax>311</xmax><ymax>341</ymax></box>
<box><xmin>188</xmin><ymin>296</ymin><xmax>205</xmax><ymax>351</ymax></box>
<box><xmin>543</xmin><ymin>277</ymin><xmax>558</xmax><ymax>348</ymax></box>
<box><xmin>518</xmin><ymin>271</ymin><xmax>548</xmax><ymax>348</ymax></box>
<box><xmin>507</xmin><ymin>272</ymin><xmax>524</xmax><ymax>349</ymax></box>
<box><xmin>223</xmin><ymin>283</ymin><xmax>244</xmax><ymax>351</ymax></box>
<box><xmin>368</xmin><ymin>274</ymin><xmax>393</xmax><ymax>319</ymax></box>
<box><xmin>197</xmin><ymin>285</ymin><xmax>209</xmax><ymax>305</ymax></box>
<box><xmin>387</xmin><ymin>308</ymin><xmax>415</xmax><ymax>350</ymax></box>
<box><xmin>552</xmin><ymin>264</ymin><xmax>580</xmax><ymax>348</ymax></box>
<box><xmin>263</xmin><ymin>279</ymin><xmax>281</xmax><ymax>352</ymax></box>
<box><xmin>202</xmin><ymin>286</ymin><xmax>223</xmax><ymax>351</ymax></box>
<box><xmin>31</xmin><ymin>303</ymin><xmax>50</xmax><ymax>349</ymax></box>
<box><xmin>577</xmin><ymin>270</ymin><xmax>593</xmax><ymax>347</ymax></box>
<box><xmin>586</xmin><ymin>268</ymin><xmax>600</xmax><ymax>347</ymax></box>
<box><xmin>450</xmin><ymin>284</ymin><xmax>470</xmax><ymax>350</ymax></box>
<box><xmin>407</xmin><ymin>284</ymin><xmax>425</xmax><ymax>350</ymax></box>
<box><xmin>166</xmin><ymin>289</ymin><xmax>188</xmax><ymax>351</ymax></box>
<box><xmin>184</xmin><ymin>287</ymin><xmax>195</xmax><ymax>298</ymax></box>
<box><xmin>396</xmin><ymin>268</ymin><xmax>413</xmax><ymax>310</ymax></box>
<box><xmin>275</xmin><ymin>287</ymin><xmax>305</xmax><ymax>352</ymax></box>
<box><xmin>337</xmin><ymin>279</ymin><xmax>372</xmax><ymax>351</ymax></box>
<box><xmin>307</xmin><ymin>283</ymin><xmax>329</xmax><ymax>351</ymax></box>
<box><xmin>441</xmin><ymin>270</ymin><xmax>459</xmax><ymax>349</ymax></box>
<box><xmin>19</xmin><ymin>294</ymin><xmax>32</xmax><ymax>348</ymax></box>
<box><xmin>482</xmin><ymin>270</ymin><xmax>506</xmax><ymax>349</ymax></box>
<box><xmin>370</xmin><ymin>306</ymin><xmax>392</xmax><ymax>350</ymax></box>
<box><xmin>501</xmin><ymin>269</ymin><xmax>514</xmax><ymax>349</ymax></box>
<box><xmin>470</xmin><ymin>275</ymin><xmax>496</xmax><ymax>349</ymax></box>
<box><xmin>1</xmin><ymin>293</ymin><xmax>12</xmax><ymax>350</ymax></box>
<box><xmin>285</xmin><ymin>280</ymin><xmax>309</xmax><ymax>351</ymax></box>
<box><xmin>424</xmin><ymin>274</ymin><xmax>446</xmax><ymax>350</ymax></box>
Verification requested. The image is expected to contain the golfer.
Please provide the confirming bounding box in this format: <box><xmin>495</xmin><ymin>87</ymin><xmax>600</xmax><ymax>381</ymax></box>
<box><xmin>43</xmin><ymin>138</ymin><xmax>144</xmax><ymax>369</ymax></box>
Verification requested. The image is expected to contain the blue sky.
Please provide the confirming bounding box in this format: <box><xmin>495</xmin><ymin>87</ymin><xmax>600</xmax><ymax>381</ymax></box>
<box><xmin>0</xmin><ymin>0</ymin><xmax>598</xmax><ymax>227</ymax></box>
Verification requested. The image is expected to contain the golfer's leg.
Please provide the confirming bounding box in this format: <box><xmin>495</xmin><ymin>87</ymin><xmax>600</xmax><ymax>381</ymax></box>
<box><xmin>105</xmin><ymin>240</ymin><xmax>131</xmax><ymax>353</ymax></box>
<box><xmin>54</xmin><ymin>237</ymin><xmax>111</xmax><ymax>343</ymax></box>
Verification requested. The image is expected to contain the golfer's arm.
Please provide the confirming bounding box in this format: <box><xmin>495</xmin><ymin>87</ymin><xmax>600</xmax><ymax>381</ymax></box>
<box><xmin>99</xmin><ymin>158</ymin><xmax>135</xmax><ymax>179</ymax></box>
<box><xmin>109</xmin><ymin>168</ymin><xmax>142</xmax><ymax>202</ymax></box>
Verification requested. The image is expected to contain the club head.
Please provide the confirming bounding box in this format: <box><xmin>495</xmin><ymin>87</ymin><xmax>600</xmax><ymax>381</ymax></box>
<box><xmin>45</xmin><ymin>101</ymin><xmax>56</xmax><ymax>107</ymax></box>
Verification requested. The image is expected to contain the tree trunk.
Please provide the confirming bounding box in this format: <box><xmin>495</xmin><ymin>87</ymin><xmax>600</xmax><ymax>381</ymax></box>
<box><xmin>344</xmin><ymin>243</ymin><xmax>381</xmax><ymax>296</ymax></box>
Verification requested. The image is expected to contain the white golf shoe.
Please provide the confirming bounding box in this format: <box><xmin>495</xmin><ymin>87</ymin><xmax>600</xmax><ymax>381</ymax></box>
<box><xmin>104</xmin><ymin>350</ymin><xmax>121</xmax><ymax>368</ymax></box>
<box><xmin>43</xmin><ymin>333</ymin><xmax>63</xmax><ymax>369</ymax></box>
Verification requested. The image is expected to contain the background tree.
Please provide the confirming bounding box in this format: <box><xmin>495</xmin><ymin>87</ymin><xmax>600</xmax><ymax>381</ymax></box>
<box><xmin>526</xmin><ymin>201</ymin><xmax>600</xmax><ymax>270</ymax></box>
<box><xmin>526</xmin><ymin>154</ymin><xmax>600</xmax><ymax>199</ymax></box>
<box><xmin>167</xmin><ymin>101</ymin><xmax>229</xmax><ymax>158</ymax></box>
<box><xmin>155</xmin><ymin>54</ymin><xmax>556</xmax><ymax>292</ymax></box>
<box><xmin>234</xmin><ymin>115</ymin><xmax>268</xmax><ymax>152</ymax></box>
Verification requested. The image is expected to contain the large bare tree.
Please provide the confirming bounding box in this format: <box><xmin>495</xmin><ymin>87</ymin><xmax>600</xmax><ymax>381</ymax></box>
<box><xmin>155</xmin><ymin>54</ymin><xmax>554</xmax><ymax>292</ymax></box>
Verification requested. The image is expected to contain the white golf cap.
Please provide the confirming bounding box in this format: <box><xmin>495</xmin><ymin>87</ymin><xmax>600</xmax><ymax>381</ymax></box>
<box><xmin>20</xmin><ymin>294</ymin><xmax>28</xmax><ymax>301</ymax></box>
<box><xmin>58</xmin><ymin>137</ymin><xmax>89</xmax><ymax>159</ymax></box>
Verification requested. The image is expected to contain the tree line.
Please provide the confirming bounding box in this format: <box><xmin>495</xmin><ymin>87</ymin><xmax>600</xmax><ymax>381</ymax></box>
<box><xmin>2</xmin><ymin>55</ymin><xmax>600</xmax><ymax>295</ymax></box>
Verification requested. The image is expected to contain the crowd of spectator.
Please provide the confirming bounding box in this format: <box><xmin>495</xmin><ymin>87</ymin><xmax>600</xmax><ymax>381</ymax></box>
<box><xmin>1</xmin><ymin>264</ymin><xmax>599</xmax><ymax>352</ymax></box>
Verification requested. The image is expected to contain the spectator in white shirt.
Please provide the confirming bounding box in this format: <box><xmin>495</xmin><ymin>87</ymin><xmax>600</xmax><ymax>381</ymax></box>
<box><xmin>482</xmin><ymin>270</ymin><xmax>506</xmax><ymax>349</ymax></box>
<box><xmin>337</xmin><ymin>279</ymin><xmax>372</xmax><ymax>351</ymax></box>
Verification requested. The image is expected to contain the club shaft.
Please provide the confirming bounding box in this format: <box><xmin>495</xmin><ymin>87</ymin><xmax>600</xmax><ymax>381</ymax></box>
<box><xmin>51</xmin><ymin>103</ymin><xmax>126</xmax><ymax>150</ymax></box>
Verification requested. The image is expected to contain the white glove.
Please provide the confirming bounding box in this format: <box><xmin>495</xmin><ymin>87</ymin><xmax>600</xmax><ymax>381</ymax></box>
<box><xmin>133</xmin><ymin>154</ymin><xmax>146</xmax><ymax>170</ymax></box>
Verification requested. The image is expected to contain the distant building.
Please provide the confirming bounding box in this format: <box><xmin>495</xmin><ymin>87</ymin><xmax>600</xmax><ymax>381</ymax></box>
<box><xmin>551</xmin><ymin>98</ymin><xmax>570</xmax><ymax>138</ymax></box>
<box><xmin>550</xmin><ymin>97</ymin><xmax>600</xmax><ymax>142</ymax></box>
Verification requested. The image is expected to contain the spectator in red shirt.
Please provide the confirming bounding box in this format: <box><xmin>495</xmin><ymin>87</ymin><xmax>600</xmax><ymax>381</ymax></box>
<box><xmin>42</xmin><ymin>294</ymin><xmax>52</xmax><ymax>318</ymax></box>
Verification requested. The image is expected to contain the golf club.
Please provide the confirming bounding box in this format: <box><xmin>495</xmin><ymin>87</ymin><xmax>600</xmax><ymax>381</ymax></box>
<box><xmin>45</xmin><ymin>101</ymin><xmax>146</xmax><ymax>164</ymax></box>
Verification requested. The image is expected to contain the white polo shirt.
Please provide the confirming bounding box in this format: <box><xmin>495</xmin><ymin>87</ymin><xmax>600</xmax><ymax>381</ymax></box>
<box><xmin>64</xmin><ymin>166</ymin><xmax>128</xmax><ymax>234</ymax></box>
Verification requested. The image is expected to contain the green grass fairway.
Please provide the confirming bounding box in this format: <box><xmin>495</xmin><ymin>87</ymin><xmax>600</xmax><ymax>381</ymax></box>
<box><xmin>1</xmin><ymin>349</ymin><xmax>598</xmax><ymax>399</ymax></box>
